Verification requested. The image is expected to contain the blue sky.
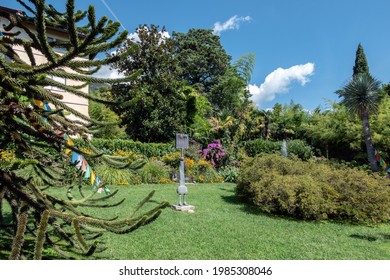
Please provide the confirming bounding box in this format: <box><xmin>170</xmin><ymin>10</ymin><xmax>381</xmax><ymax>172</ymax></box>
<box><xmin>5</xmin><ymin>0</ymin><xmax>390</xmax><ymax>110</ymax></box>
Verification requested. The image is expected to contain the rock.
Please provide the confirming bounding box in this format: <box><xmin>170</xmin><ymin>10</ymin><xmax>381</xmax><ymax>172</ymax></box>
<box><xmin>171</xmin><ymin>204</ymin><xmax>196</xmax><ymax>212</ymax></box>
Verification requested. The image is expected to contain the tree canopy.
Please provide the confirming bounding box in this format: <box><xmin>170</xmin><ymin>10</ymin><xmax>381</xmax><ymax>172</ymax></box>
<box><xmin>0</xmin><ymin>0</ymin><xmax>167</xmax><ymax>259</ymax></box>
<box><xmin>110</xmin><ymin>24</ymin><xmax>189</xmax><ymax>142</ymax></box>
<box><xmin>353</xmin><ymin>43</ymin><xmax>370</xmax><ymax>78</ymax></box>
<box><xmin>172</xmin><ymin>28</ymin><xmax>232</xmax><ymax>93</ymax></box>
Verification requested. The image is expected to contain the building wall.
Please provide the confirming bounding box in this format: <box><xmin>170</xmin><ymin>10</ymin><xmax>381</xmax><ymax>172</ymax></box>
<box><xmin>0</xmin><ymin>16</ymin><xmax>89</xmax><ymax>120</ymax></box>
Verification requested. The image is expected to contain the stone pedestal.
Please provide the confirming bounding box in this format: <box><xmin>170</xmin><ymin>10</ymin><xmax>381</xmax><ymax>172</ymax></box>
<box><xmin>172</xmin><ymin>204</ymin><xmax>195</xmax><ymax>213</ymax></box>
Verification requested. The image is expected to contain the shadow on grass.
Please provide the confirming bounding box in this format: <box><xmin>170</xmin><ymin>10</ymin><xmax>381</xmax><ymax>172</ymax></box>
<box><xmin>221</xmin><ymin>194</ymin><xmax>267</xmax><ymax>216</ymax></box>
<box><xmin>350</xmin><ymin>233</ymin><xmax>390</xmax><ymax>242</ymax></box>
<box><xmin>0</xmin><ymin>228</ymin><xmax>111</xmax><ymax>260</ymax></box>
<box><xmin>219</xmin><ymin>186</ymin><xmax>236</xmax><ymax>193</ymax></box>
<box><xmin>0</xmin><ymin>233</ymin><xmax>69</xmax><ymax>260</ymax></box>
<box><xmin>220</xmin><ymin>193</ymin><xmax>346</xmax><ymax>225</ymax></box>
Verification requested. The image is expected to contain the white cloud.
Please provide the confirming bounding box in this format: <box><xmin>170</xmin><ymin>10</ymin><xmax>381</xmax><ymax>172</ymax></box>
<box><xmin>127</xmin><ymin>32</ymin><xmax>140</xmax><ymax>42</ymax></box>
<box><xmin>213</xmin><ymin>15</ymin><xmax>252</xmax><ymax>35</ymax></box>
<box><xmin>128</xmin><ymin>28</ymin><xmax>170</xmax><ymax>43</ymax></box>
<box><xmin>93</xmin><ymin>65</ymin><xmax>125</xmax><ymax>79</ymax></box>
<box><xmin>249</xmin><ymin>63</ymin><xmax>315</xmax><ymax>107</ymax></box>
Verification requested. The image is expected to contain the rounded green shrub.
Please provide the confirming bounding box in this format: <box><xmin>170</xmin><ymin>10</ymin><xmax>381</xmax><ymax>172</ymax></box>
<box><xmin>218</xmin><ymin>165</ymin><xmax>240</xmax><ymax>183</ymax></box>
<box><xmin>94</xmin><ymin>164</ymin><xmax>135</xmax><ymax>185</ymax></box>
<box><xmin>139</xmin><ymin>159</ymin><xmax>171</xmax><ymax>184</ymax></box>
<box><xmin>236</xmin><ymin>154</ymin><xmax>390</xmax><ymax>224</ymax></box>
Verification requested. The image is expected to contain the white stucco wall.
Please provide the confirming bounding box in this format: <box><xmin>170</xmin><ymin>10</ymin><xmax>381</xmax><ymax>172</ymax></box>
<box><xmin>0</xmin><ymin>16</ymin><xmax>89</xmax><ymax>120</ymax></box>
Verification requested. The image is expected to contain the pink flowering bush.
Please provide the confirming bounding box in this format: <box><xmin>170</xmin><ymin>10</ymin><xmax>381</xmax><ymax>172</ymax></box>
<box><xmin>199</xmin><ymin>139</ymin><xmax>226</xmax><ymax>168</ymax></box>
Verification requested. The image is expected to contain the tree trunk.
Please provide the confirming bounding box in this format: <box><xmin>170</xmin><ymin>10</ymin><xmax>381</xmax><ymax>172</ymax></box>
<box><xmin>361</xmin><ymin>113</ymin><xmax>379</xmax><ymax>172</ymax></box>
<box><xmin>264</xmin><ymin>115</ymin><xmax>269</xmax><ymax>140</ymax></box>
<box><xmin>0</xmin><ymin>184</ymin><xmax>5</xmax><ymax>225</ymax></box>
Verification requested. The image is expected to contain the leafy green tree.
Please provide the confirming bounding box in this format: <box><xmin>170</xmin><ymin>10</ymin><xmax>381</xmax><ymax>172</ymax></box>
<box><xmin>239</xmin><ymin>106</ymin><xmax>268</xmax><ymax>141</ymax></box>
<box><xmin>268</xmin><ymin>102</ymin><xmax>310</xmax><ymax>141</ymax></box>
<box><xmin>301</xmin><ymin>102</ymin><xmax>362</xmax><ymax>160</ymax></box>
<box><xmin>183</xmin><ymin>86</ymin><xmax>213</xmax><ymax>143</ymax></box>
<box><xmin>208</xmin><ymin>67</ymin><xmax>248</xmax><ymax>115</ymax></box>
<box><xmin>337</xmin><ymin>74</ymin><xmax>382</xmax><ymax>171</ymax></box>
<box><xmin>110</xmin><ymin>24</ymin><xmax>188</xmax><ymax>142</ymax></box>
<box><xmin>369</xmin><ymin>95</ymin><xmax>390</xmax><ymax>160</ymax></box>
<box><xmin>258</xmin><ymin>109</ymin><xmax>270</xmax><ymax>140</ymax></box>
<box><xmin>233</xmin><ymin>53</ymin><xmax>256</xmax><ymax>84</ymax></box>
<box><xmin>0</xmin><ymin>0</ymin><xmax>167</xmax><ymax>259</ymax></box>
<box><xmin>89</xmin><ymin>88</ymin><xmax>125</xmax><ymax>138</ymax></box>
<box><xmin>172</xmin><ymin>28</ymin><xmax>231</xmax><ymax>93</ymax></box>
<box><xmin>206</xmin><ymin>53</ymin><xmax>257</xmax><ymax>161</ymax></box>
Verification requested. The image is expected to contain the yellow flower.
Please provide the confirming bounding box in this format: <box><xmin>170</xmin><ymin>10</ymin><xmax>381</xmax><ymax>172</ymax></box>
<box><xmin>0</xmin><ymin>150</ymin><xmax>16</xmax><ymax>162</ymax></box>
<box><xmin>117</xmin><ymin>181</ymin><xmax>129</xmax><ymax>185</ymax></box>
<box><xmin>184</xmin><ymin>158</ymin><xmax>195</xmax><ymax>170</ymax></box>
<box><xmin>79</xmin><ymin>148</ymin><xmax>92</xmax><ymax>155</ymax></box>
<box><xmin>161</xmin><ymin>152</ymin><xmax>181</xmax><ymax>165</ymax></box>
<box><xmin>113</xmin><ymin>150</ymin><xmax>143</xmax><ymax>162</ymax></box>
<box><xmin>197</xmin><ymin>160</ymin><xmax>210</xmax><ymax>167</ymax></box>
<box><xmin>198</xmin><ymin>175</ymin><xmax>205</xmax><ymax>183</ymax></box>
<box><xmin>158</xmin><ymin>178</ymin><xmax>172</xmax><ymax>184</ymax></box>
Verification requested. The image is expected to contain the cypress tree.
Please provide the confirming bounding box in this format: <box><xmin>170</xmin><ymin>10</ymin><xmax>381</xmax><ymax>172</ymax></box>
<box><xmin>353</xmin><ymin>43</ymin><xmax>370</xmax><ymax>78</ymax></box>
<box><xmin>0</xmin><ymin>0</ymin><xmax>168</xmax><ymax>259</ymax></box>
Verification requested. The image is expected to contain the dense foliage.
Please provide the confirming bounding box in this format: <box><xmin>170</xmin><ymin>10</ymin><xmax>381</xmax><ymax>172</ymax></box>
<box><xmin>172</xmin><ymin>28</ymin><xmax>231</xmax><ymax>93</ymax></box>
<box><xmin>236</xmin><ymin>154</ymin><xmax>390</xmax><ymax>224</ymax></box>
<box><xmin>0</xmin><ymin>0</ymin><xmax>167</xmax><ymax>260</ymax></box>
<box><xmin>74</xmin><ymin>138</ymin><xmax>176</xmax><ymax>158</ymax></box>
<box><xmin>353</xmin><ymin>43</ymin><xmax>370</xmax><ymax>78</ymax></box>
<box><xmin>110</xmin><ymin>24</ymin><xmax>188</xmax><ymax>142</ymax></box>
<box><xmin>245</xmin><ymin>139</ymin><xmax>313</xmax><ymax>160</ymax></box>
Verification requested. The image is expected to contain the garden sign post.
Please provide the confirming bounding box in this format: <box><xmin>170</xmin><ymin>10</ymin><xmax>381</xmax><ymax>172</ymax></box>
<box><xmin>173</xmin><ymin>134</ymin><xmax>195</xmax><ymax>212</ymax></box>
<box><xmin>176</xmin><ymin>133</ymin><xmax>189</xmax><ymax>205</ymax></box>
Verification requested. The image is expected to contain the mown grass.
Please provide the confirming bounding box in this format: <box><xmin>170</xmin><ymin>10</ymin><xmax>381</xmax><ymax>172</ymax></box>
<box><xmin>2</xmin><ymin>183</ymin><xmax>390</xmax><ymax>260</ymax></box>
<box><xmin>86</xmin><ymin>183</ymin><xmax>390</xmax><ymax>260</ymax></box>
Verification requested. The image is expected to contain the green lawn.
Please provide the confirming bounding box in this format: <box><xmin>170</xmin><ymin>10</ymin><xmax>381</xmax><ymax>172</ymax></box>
<box><xmin>85</xmin><ymin>183</ymin><xmax>390</xmax><ymax>260</ymax></box>
<box><xmin>1</xmin><ymin>182</ymin><xmax>390</xmax><ymax>260</ymax></box>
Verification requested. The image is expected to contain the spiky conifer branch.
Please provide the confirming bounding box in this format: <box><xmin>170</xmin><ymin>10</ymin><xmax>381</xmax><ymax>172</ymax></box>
<box><xmin>0</xmin><ymin>0</ymin><xmax>168</xmax><ymax>259</ymax></box>
<box><xmin>34</xmin><ymin>210</ymin><xmax>49</xmax><ymax>260</ymax></box>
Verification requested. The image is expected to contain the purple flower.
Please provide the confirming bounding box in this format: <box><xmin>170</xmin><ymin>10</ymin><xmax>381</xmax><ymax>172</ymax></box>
<box><xmin>200</xmin><ymin>139</ymin><xmax>226</xmax><ymax>167</ymax></box>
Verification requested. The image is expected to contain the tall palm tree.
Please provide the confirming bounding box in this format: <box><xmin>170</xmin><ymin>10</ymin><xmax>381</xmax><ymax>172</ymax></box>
<box><xmin>336</xmin><ymin>73</ymin><xmax>382</xmax><ymax>171</ymax></box>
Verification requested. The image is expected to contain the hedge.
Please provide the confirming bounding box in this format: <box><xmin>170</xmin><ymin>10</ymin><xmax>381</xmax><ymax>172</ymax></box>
<box><xmin>74</xmin><ymin>138</ymin><xmax>177</xmax><ymax>158</ymax></box>
<box><xmin>245</xmin><ymin>139</ymin><xmax>313</xmax><ymax>160</ymax></box>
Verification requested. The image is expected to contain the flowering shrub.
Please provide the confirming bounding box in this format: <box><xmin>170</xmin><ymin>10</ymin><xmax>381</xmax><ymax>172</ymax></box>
<box><xmin>184</xmin><ymin>157</ymin><xmax>195</xmax><ymax>170</ymax></box>
<box><xmin>158</xmin><ymin>178</ymin><xmax>173</xmax><ymax>184</ymax></box>
<box><xmin>197</xmin><ymin>159</ymin><xmax>211</xmax><ymax>168</ymax></box>
<box><xmin>199</xmin><ymin>139</ymin><xmax>226</xmax><ymax>168</ymax></box>
<box><xmin>113</xmin><ymin>150</ymin><xmax>144</xmax><ymax>163</ymax></box>
<box><xmin>192</xmin><ymin>159</ymin><xmax>223</xmax><ymax>183</ymax></box>
<box><xmin>161</xmin><ymin>152</ymin><xmax>181</xmax><ymax>167</ymax></box>
<box><xmin>139</xmin><ymin>159</ymin><xmax>171</xmax><ymax>184</ymax></box>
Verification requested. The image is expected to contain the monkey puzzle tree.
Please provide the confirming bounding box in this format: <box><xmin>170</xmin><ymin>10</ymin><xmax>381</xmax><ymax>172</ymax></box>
<box><xmin>0</xmin><ymin>0</ymin><xmax>168</xmax><ymax>260</ymax></box>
